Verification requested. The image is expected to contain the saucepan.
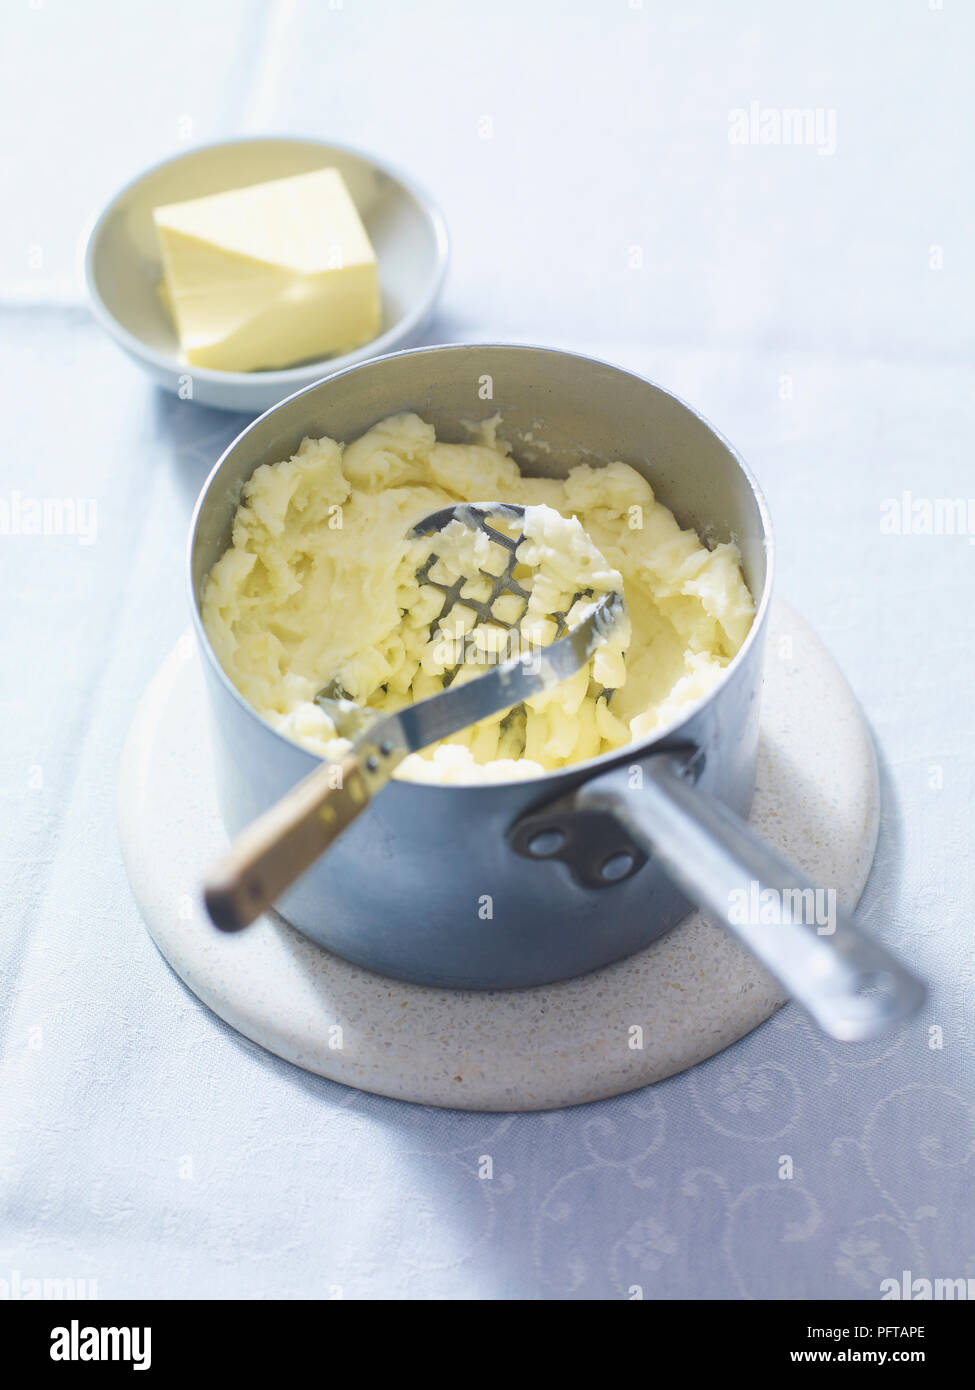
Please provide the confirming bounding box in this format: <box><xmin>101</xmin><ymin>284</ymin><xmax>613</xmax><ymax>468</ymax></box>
<box><xmin>187</xmin><ymin>344</ymin><xmax>924</xmax><ymax>1039</ymax></box>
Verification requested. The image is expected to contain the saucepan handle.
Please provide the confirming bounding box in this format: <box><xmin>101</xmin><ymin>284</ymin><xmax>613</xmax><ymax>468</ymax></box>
<box><xmin>576</xmin><ymin>753</ymin><xmax>925</xmax><ymax>1041</ymax></box>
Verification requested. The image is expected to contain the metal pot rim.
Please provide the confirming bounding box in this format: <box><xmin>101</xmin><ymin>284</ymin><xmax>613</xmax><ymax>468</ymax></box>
<box><xmin>186</xmin><ymin>341</ymin><xmax>775</xmax><ymax>790</ymax></box>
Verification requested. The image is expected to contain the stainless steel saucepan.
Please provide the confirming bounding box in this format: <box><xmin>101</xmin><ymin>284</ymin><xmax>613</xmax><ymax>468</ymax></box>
<box><xmin>187</xmin><ymin>344</ymin><xmax>924</xmax><ymax>1039</ymax></box>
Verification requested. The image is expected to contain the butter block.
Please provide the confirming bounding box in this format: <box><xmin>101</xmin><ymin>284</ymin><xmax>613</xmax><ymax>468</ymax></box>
<box><xmin>153</xmin><ymin>168</ymin><xmax>381</xmax><ymax>372</ymax></box>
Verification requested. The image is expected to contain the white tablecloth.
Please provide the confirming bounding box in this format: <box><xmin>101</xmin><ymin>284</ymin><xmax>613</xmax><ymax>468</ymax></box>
<box><xmin>2</xmin><ymin>0</ymin><xmax>972</xmax><ymax>1300</ymax></box>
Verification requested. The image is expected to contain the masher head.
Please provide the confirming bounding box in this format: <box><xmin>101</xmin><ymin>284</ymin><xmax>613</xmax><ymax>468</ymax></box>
<box><xmin>410</xmin><ymin>501</ymin><xmax>623</xmax><ymax>690</ymax></box>
<box><xmin>314</xmin><ymin>501</ymin><xmax>626</xmax><ymax>752</ymax></box>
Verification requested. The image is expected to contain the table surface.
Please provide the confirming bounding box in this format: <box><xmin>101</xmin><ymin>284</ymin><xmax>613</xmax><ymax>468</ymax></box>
<box><xmin>2</xmin><ymin>0</ymin><xmax>972</xmax><ymax>1300</ymax></box>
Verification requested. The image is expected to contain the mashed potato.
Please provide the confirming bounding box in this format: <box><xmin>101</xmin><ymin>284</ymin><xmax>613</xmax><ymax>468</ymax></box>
<box><xmin>202</xmin><ymin>413</ymin><xmax>754</xmax><ymax>783</ymax></box>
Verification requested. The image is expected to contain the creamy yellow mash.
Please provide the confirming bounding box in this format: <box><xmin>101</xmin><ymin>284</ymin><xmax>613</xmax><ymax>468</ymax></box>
<box><xmin>202</xmin><ymin>413</ymin><xmax>754</xmax><ymax>783</ymax></box>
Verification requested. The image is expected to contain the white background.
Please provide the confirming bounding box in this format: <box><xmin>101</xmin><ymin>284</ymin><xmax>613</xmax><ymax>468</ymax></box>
<box><xmin>1</xmin><ymin>0</ymin><xmax>972</xmax><ymax>1298</ymax></box>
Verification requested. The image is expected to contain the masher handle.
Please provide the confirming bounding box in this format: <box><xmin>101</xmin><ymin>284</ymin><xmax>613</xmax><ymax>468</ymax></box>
<box><xmin>204</xmin><ymin>750</ymin><xmax>377</xmax><ymax>931</ymax></box>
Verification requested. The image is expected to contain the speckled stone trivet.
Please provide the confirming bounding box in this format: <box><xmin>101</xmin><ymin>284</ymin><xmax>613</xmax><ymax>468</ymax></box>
<box><xmin>118</xmin><ymin>599</ymin><xmax>879</xmax><ymax>1111</ymax></box>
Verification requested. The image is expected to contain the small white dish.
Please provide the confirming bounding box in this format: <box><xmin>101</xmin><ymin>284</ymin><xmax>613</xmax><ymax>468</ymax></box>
<box><xmin>85</xmin><ymin>136</ymin><xmax>449</xmax><ymax>413</ymax></box>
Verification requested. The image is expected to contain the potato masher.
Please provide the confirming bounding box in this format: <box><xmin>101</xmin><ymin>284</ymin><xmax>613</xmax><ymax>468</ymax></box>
<box><xmin>203</xmin><ymin>502</ymin><xmax>624</xmax><ymax>931</ymax></box>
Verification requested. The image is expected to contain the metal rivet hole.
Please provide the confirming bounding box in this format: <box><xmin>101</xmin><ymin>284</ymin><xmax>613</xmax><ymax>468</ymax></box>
<box><xmin>601</xmin><ymin>852</ymin><xmax>634</xmax><ymax>881</ymax></box>
<box><xmin>527</xmin><ymin>828</ymin><xmax>565</xmax><ymax>858</ymax></box>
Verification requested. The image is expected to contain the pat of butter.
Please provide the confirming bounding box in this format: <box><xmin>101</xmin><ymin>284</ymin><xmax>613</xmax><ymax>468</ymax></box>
<box><xmin>152</xmin><ymin>168</ymin><xmax>381</xmax><ymax>373</ymax></box>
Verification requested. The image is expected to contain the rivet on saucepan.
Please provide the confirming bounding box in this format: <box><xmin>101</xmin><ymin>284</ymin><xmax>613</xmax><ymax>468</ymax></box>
<box><xmin>379</xmin><ymin>740</ymin><xmax>394</xmax><ymax>756</ymax></box>
<box><xmin>528</xmin><ymin>828</ymin><xmax>565</xmax><ymax>857</ymax></box>
<box><xmin>601</xmin><ymin>852</ymin><xmax>635</xmax><ymax>881</ymax></box>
